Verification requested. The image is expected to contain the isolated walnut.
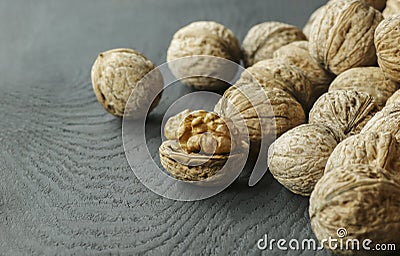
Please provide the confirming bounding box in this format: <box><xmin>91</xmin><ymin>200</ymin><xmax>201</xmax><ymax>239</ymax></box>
<box><xmin>268</xmin><ymin>124</ymin><xmax>338</xmax><ymax>196</ymax></box>
<box><xmin>310</xmin><ymin>164</ymin><xmax>400</xmax><ymax>255</ymax></box>
<box><xmin>383</xmin><ymin>0</ymin><xmax>400</xmax><ymax>17</ymax></box>
<box><xmin>164</xmin><ymin>109</ymin><xmax>191</xmax><ymax>140</ymax></box>
<box><xmin>273</xmin><ymin>41</ymin><xmax>334</xmax><ymax>104</ymax></box>
<box><xmin>329</xmin><ymin>67</ymin><xmax>399</xmax><ymax>108</ymax></box>
<box><xmin>309</xmin><ymin>0</ymin><xmax>383</xmax><ymax>75</ymax></box>
<box><xmin>91</xmin><ymin>48</ymin><xmax>163</xmax><ymax>118</ymax></box>
<box><xmin>386</xmin><ymin>89</ymin><xmax>400</xmax><ymax>106</ymax></box>
<box><xmin>166</xmin><ymin>21</ymin><xmax>241</xmax><ymax>90</ymax></box>
<box><xmin>326</xmin><ymin>132</ymin><xmax>400</xmax><ymax>176</ymax></box>
<box><xmin>309</xmin><ymin>90</ymin><xmax>378</xmax><ymax>141</ymax></box>
<box><xmin>242</xmin><ymin>22</ymin><xmax>306</xmax><ymax>67</ymax></box>
<box><xmin>303</xmin><ymin>6</ymin><xmax>325</xmax><ymax>39</ymax></box>
<box><xmin>375</xmin><ymin>15</ymin><xmax>400</xmax><ymax>83</ymax></box>
<box><xmin>361</xmin><ymin>103</ymin><xmax>400</xmax><ymax>141</ymax></box>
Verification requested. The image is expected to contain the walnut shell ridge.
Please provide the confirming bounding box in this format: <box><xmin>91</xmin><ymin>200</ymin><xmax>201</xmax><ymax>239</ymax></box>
<box><xmin>268</xmin><ymin>124</ymin><xmax>338</xmax><ymax>196</ymax></box>
<box><xmin>242</xmin><ymin>21</ymin><xmax>306</xmax><ymax>67</ymax></box>
<box><xmin>309</xmin><ymin>0</ymin><xmax>383</xmax><ymax>75</ymax></box>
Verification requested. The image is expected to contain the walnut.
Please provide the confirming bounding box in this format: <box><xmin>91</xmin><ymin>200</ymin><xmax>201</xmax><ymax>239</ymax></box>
<box><xmin>361</xmin><ymin>103</ymin><xmax>400</xmax><ymax>141</ymax></box>
<box><xmin>273</xmin><ymin>41</ymin><xmax>334</xmax><ymax>104</ymax></box>
<box><xmin>310</xmin><ymin>164</ymin><xmax>400</xmax><ymax>255</ymax></box>
<box><xmin>329</xmin><ymin>67</ymin><xmax>399</xmax><ymax>108</ymax></box>
<box><xmin>242</xmin><ymin>22</ymin><xmax>306</xmax><ymax>67</ymax></box>
<box><xmin>164</xmin><ymin>109</ymin><xmax>191</xmax><ymax>140</ymax></box>
<box><xmin>386</xmin><ymin>89</ymin><xmax>400</xmax><ymax>106</ymax></box>
<box><xmin>326</xmin><ymin>132</ymin><xmax>400</xmax><ymax>176</ymax></box>
<box><xmin>383</xmin><ymin>0</ymin><xmax>400</xmax><ymax>17</ymax></box>
<box><xmin>159</xmin><ymin>110</ymin><xmax>246</xmax><ymax>181</ymax></box>
<box><xmin>309</xmin><ymin>90</ymin><xmax>378</xmax><ymax>141</ymax></box>
<box><xmin>303</xmin><ymin>6</ymin><xmax>325</xmax><ymax>39</ymax></box>
<box><xmin>166</xmin><ymin>21</ymin><xmax>241</xmax><ymax>90</ymax></box>
<box><xmin>91</xmin><ymin>48</ymin><xmax>163</xmax><ymax>118</ymax></box>
<box><xmin>268</xmin><ymin>124</ymin><xmax>338</xmax><ymax>196</ymax></box>
<box><xmin>375</xmin><ymin>15</ymin><xmax>400</xmax><ymax>84</ymax></box>
<box><xmin>309</xmin><ymin>0</ymin><xmax>383</xmax><ymax>75</ymax></box>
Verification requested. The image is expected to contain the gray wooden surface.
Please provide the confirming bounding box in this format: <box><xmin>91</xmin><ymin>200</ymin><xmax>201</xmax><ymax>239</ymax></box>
<box><xmin>0</xmin><ymin>0</ymin><xmax>335</xmax><ymax>255</ymax></box>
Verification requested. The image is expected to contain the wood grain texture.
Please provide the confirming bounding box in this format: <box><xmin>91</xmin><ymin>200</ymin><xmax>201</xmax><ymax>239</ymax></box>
<box><xmin>0</xmin><ymin>0</ymin><xmax>338</xmax><ymax>255</ymax></box>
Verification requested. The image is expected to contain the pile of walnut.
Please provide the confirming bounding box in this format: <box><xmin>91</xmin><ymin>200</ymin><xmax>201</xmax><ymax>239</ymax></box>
<box><xmin>91</xmin><ymin>0</ymin><xmax>400</xmax><ymax>254</ymax></box>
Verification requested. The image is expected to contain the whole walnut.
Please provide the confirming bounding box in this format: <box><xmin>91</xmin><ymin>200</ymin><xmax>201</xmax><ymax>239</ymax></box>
<box><xmin>309</xmin><ymin>0</ymin><xmax>383</xmax><ymax>75</ymax></box>
<box><xmin>309</xmin><ymin>90</ymin><xmax>378</xmax><ymax>141</ymax></box>
<box><xmin>326</xmin><ymin>132</ymin><xmax>400</xmax><ymax>177</ymax></box>
<box><xmin>91</xmin><ymin>48</ymin><xmax>163</xmax><ymax>118</ymax></box>
<box><xmin>273</xmin><ymin>41</ymin><xmax>334</xmax><ymax>104</ymax></box>
<box><xmin>386</xmin><ymin>89</ymin><xmax>400</xmax><ymax>106</ymax></box>
<box><xmin>268</xmin><ymin>124</ymin><xmax>338</xmax><ymax>196</ymax></box>
<box><xmin>303</xmin><ymin>6</ymin><xmax>325</xmax><ymax>39</ymax></box>
<box><xmin>375</xmin><ymin>15</ymin><xmax>400</xmax><ymax>84</ymax></box>
<box><xmin>310</xmin><ymin>164</ymin><xmax>400</xmax><ymax>255</ymax></box>
<box><xmin>242</xmin><ymin>22</ymin><xmax>306</xmax><ymax>67</ymax></box>
<box><xmin>383</xmin><ymin>0</ymin><xmax>400</xmax><ymax>17</ymax></box>
<box><xmin>329</xmin><ymin>67</ymin><xmax>399</xmax><ymax>108</ymax></box>
<box><xmin>166</xmin><ymin>21</ymin><xmax>241</xmax><ymax>90</ymax></box>
<box><xmin>361</xmin><ymin>103</ymin><xmax>400</xmax><ymax>141</ymax></box>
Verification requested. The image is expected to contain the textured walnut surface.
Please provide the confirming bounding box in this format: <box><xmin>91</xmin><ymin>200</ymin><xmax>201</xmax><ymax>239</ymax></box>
<box><xmin>242</xmin><ymin>21</ymin><xmax>306</xmax><ymax>67</ymax></box>
<box><xmin>329</xmin><ymin>66</ymin><xmax>399</xmax><ymax>108</ymax></box>
<box><xmin>309</xmin><ymin>90</ymin><xmax>378</xmax><ymax>141</ymax></box>
<box><xmin>303</xmin><ymin>5</ymin><xmax>325</xmax><ymax>39</ymax></box>
<box><xmin>268</xmin><ymin>124</ymin><xmax>338</xmax><ymax>196</ymax></box>
<box><xmin>310</xmin><ymin>164</ymin><xmax>400</xmax><ymax>255</ymax></box>
<box><xmin>309</xmin><ymin>0</ymin><xmax>383</xmax><ymax>75</ymax></box>
<box><xmin>386</xmin><ymin>89</ymin><xmax>400</xmax><ymax>105</ymax></box>
<box><xmin>164</xmin><ymin>109</ymin><xmax>191</xmax><ymax>140</ymax></box>
<box><xmin>375</xmin><ymin>15</ymin><xmax>400</xmax><ymax>83</ymax></box>
<box><xmin>273</xmin><ymin>41</ymin><xmax>334</xmax><ymax>104</ymax></box>
<box><xmin>383</xmin><ymin>0</ymin><xmax>400</xmax><ymax>17</ymax></box>
<box><xmin>91</xmin><ymin>48</ymin><xmax>162</xmax><ymax>117</ymax></box>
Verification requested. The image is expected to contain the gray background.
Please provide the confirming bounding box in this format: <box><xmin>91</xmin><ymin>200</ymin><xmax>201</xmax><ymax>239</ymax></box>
<box><xmin>0</xmin><ymin>0</ymin><xmax>336</xmax><ymax>255</ymax></box>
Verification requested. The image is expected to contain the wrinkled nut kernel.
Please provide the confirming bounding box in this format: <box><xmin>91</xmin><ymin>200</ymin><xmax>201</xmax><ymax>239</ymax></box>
<box><xmin>375</xmin><ymin>15</ymin><xmax>400</xmax><ymax>83</ymax></box>
<box><xmin>309</xmin><ymin>0</ymin><xmax>383</xmax><ymax>75</ymax></box>
<box><xmin>303</xmin><ymin>5</ymin><xmax>325</xmax><ymax>39</ymax></box>
<box><xmin>361</xmin><ymin>103</ymin><xmax>400</xmax><ymax>141</ymax></box>
<box><xmin>383</xmin><ymin>0</ymin><xmax>400</xmax><ymax>18</ymax></box>
<box><xmin>91</xmin><ymin>48</ymin><xmax>162</xmax><ymax>118</ymax></box>
<box><xmin>166</xmin><ymin>21</ymin><xmax>241</xmax><ymax>90</ymax></box>
<box><xmin>273</xmin><ymin>41</ymin><xmax>334</xmax><ymax>104</ymax></box>
<box><xmin>329</xmin><ymin>67</ymin><xmax>399</xmax><ymax>108</ymax></box>
<box><xmin>310</xmin><ymin>164</ymin><xmax>400</xmax><ymax>255</ymax></box>
<box><xmin>164</xmin><ymin>109</ymin><xmax>191</xmax><ymax>140</ymax></box>
<box><xmin>386</xmin><ymin>89</ymin><xmax>400</xmax><ymax>106</ymax></box>
<box><xmin>268</xmin><ymin>124</ymin><xmax>338</xmax><ymax>196</ymax></box>
<box><xmin>242</xmin><ymin>21</ymin><xmax>306</xmax><ymax>67</ymax></box>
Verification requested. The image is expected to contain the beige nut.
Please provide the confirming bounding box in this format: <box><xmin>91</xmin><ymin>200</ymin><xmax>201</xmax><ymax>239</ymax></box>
<box><xmin>268</xmin><ymin>124</ymin><xmax>338</xmax><ymax>196</ymax></box>
<box><xmin>386</xmin><ymin>89</ymin><xmax>400</xmax><ymax>106</ymax></box>
<box><xmin>329</xmin><ymin>67</ymin><xmax>399</xmax><ymax>108</ymax></box>
<box><xmin>326</xmin><ymin>132</ymin><xmax>400</xmax><ymax>177</ymax></box>
<box><xmin>166</xmin><ymin>21</ymin><xmax>241</xmax><ymax>90</ymax></box>
<box><xmin>361</xmin><ymin>103</ymin><xmax>400</xmax><ymax>141</ymax></box>
<box><xmin>273</xmin><ymin>41</ymin><xmax>334</xmax><ymax>104</ymax></box>
<box><xmin>164</xmin><ymin>109</ymin><xmax>191</xmax><ymax>140</ymax></box>
<box><xmin>309</xmin><ymin>0</ymin><xmax>383</xmax><ymax>75</ymax></box>
<box><xmin>309</xmin><ymin>90</ymin><xmax>378</xmax><ymax>141</ymax></box>
<box><xmin>91</xmin><ymin>48</ymin><xmax>162</xmax><ymax>118</ymax></box>
<box><xmin>375</xmin><ymin>15</ymin><xmax>400</xmax><ymax>83</ymax></box>
<box><xmin>242</xmin><ymin>22</ymin><xmax>306</xmax><ymax>67</ymax></box>
<box><xmin>310</xmin><ymin>164</ymin><xmax>400</xmax><ymax>255</ymax></box>
<box><xmin>383</xmin><ymin>0</ymin><xmax>400</xmax><ymax>17</ymax></box>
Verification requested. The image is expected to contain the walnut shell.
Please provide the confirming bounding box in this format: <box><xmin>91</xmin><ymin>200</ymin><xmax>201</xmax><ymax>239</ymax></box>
<box><xmin>326</xmin><ymin>132</ymin><xmax>400</xmax><ymax>177</ymax></box>
<box><xmin>386</xmin><ymin>89</ymin><xmax>400</xmax><ymax>106</ymax></box>
<box><xmin>329</xmin><ymin>67</ymin><xmax>399</xmax><ymax>108</ymax></box>
<box><xmin>164</xmin><ymin>109</ymin><xmax>191</xmax><ymax>140</ymax></box>
<box><xmin>383</xmin><ymin>0</ymin><xmax>400</xmax><ymax>17</ymax></box>
<box><xmin>268</xmin><ymin>124</ymin><xmax>338</xmax><ymax>196</ymax></box>
<box><xmin>361</xmin><ymin>103</ymin><xmax>400</xmax><ymax>141</ymax></box>
<box><xmin>309</xmin><ymin>0</ymin><xmax>383</xmax><ymax>75</ymax></box>
<box><xmin>242</xmin><ymin>22</ymin><xmax>306</xmax><ymax>67</ymax></box>
<box><xmin>375</xmin><ymin>15</ymin><xmax>400</xmax><ymax>83</ymax></box>
<box><xmin>310</xmin><ymin>164</ymin><xmax>400</xmax><ymax>255</ymax></box>
<box><xmin>309</xmin><ymin>90</ymin><xmax>378</xmax><ymax>141</ymax></box>
<box><xmin>91</xmin><ymin>48</ymin><xmax>162</xmax><ymax>118</ymax></box>
<box><xmin>303</xmin><ymin>6</ymin><xmax>325</xmax><ymax>39</ymax></box>
<box><xmin>273</xmin><ymin>41</ymin><xmax>334</xmax><ymax>104</ymax></box>
<box><xmin>166</xmin><ymin>21</ymin><xmax>241</xmax><ymax>90</ymax></box>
